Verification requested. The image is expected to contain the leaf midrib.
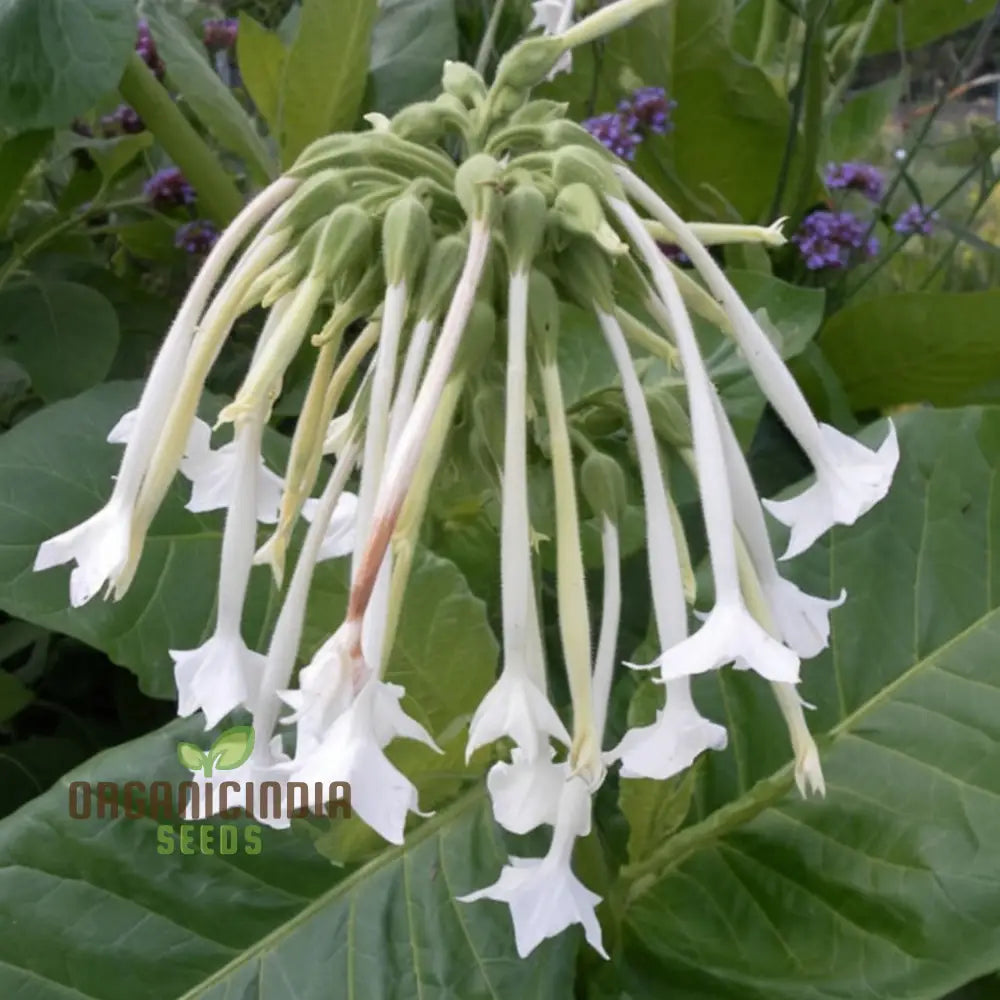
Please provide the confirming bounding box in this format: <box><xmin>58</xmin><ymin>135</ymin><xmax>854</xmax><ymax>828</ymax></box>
<box><xmin>175</xmin><ymin>786</ymin><xmax>485</xmax><ymax>999</ymax></box>
<box><xmin>622</xmin><ymin>602</ymin><xmax>1000</xmax><ymax>893</ymax></box>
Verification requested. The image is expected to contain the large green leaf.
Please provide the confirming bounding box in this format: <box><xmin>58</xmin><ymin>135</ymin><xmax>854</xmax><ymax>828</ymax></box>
<box><xmin>0</xmin><ymin>0</ymin><xmax>136</xmax><ymax>131</ymax></box>
<box><xmin>278</xmin><ymin>0</ymin><xmax>378</xmax><ymax>167</ymax></box>
<box><xmin>618</xmin><ymin>406</ymin><xmax>1000</xmax><ymax>998</ymax></box>
<box><xmin>0</xmin><ymin>280</ymin><xmax>120</xmax><ymax>402</ymax></box>
<box><xmin>834</xmin><ymin>0</ymin><xmax>999</xmax><ymax>54</ymax></box>
<box><xmin>819</xmin><ymin>289</ymin><xmax>1000</xmax><ymax>409</ymax></box>
<box><xmin>0</xmin><ymin>382</ymin><xmax>498</xmax><ymax>724</ymax></box>
<box><xmin>0</xmin><ymin>719</ymin><xmax>577</xmax><ymax>998</ymax></box>
<box><xmin>369</xmin><ymin>0</ymin><xmax>458</xmax><ymax>116</ymax></box>
<box><xmin>235</xmin><ymin>13</ymin><xmax>288</xmax><ymax>139</ymax></box>
<box><xmin>139</xmin><ymin>2</ymin><xmax>276</xmax><ymax>182</ymax></box>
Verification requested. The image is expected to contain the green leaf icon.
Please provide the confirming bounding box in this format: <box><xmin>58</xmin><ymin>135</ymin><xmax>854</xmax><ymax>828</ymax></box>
<box><xmin>211</xmin><ymin>725</ymin><xmax>255</xmax><ymax>772</ymax></box>
<box><xmin>177</xmin><ymin>742</ymin><xmax>207</xmax><ymax>772</ymax></box>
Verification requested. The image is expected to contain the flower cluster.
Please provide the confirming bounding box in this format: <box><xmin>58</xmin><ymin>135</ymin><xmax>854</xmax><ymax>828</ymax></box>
<box><xmin>144</xmin><ymin>168</ymin><xmax>197</xmax><ymax>210</ymax></box>
<box><xmin>793</xmin><ymin>210</ymin><xmax>880</xmax><ymax>270</ymax></box>
<box><xmin>34</xmin><ymin>0</ymin><xmax>897</xmax><ymax>963</ymax></box>
<box><xmin>136</xmin><ymin>20</ymin><xmax>166</xmax><ymax>80</ymax></box>
<box><xmin>203</xmin><ymin>18</ymin><xmax>239</xmax><ymax>51</ymax></box>
<box><xmin>894</xmin><ymin>202</ymin><xmax>938</xmax><ymax>237</ymax></box>
<box><xmin>99</xmin><ymin>105</ymin><xmax>145</xmax><ymax>137</ymax></box>
<box><xmin>583</xmin><ymin>86</ymin><xmax>676</xmax><ymax>161</ymax></box>
<box><xmin>174</xmin><ymin>220</ymin><xmax>220</xmax><ymax>255</ymax></box>
<box><xmin>824</xmin><ymin>161</ymin><xmax>884</xmax><ymax>201</ymax></box>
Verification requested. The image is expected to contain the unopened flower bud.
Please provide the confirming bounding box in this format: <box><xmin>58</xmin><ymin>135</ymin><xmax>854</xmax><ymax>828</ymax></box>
<box><xmin>645</xmin><ymin>388</ymin><xmax>691</xmax><ymax>447</ymax></box>
<box><xmin>455</xmin><ymin>154</ymin><xmax>501</xmax><ymax>221</ymax></box>
<box><xmin>309</xmin><ymin>204</ymin><xmax>375</xmax><ymax>284</ymax></box>
<box><xmin>509</xmin><ymin>99</ymin><xmax>570</xmax><ymax>125</ymax></box>
<box><xmin>442</xmin><ymin>60</ymin><xmax>487</xmax><ymax>107</ymax></box>
<box><xmin>503</xmin><ymin>185</ymin><xmax>549</xmax><ymax>272</ymax></box>
<box><xmin>283</xmin><ymin>169</ymin><xmax>350</xmax><ymax>231</ymax></box>
<box><xmin>455</xmin><ymin>299</ymin><xmax>497</xmax><ymax>373</ymax></box>
<box><xmin>552</xmin><ymin>183</ymin><xmax>628</xmax><ymax>255</ymax></box>
<box><xmin>470</xmin><ymin>383</ymin><xmax>506</xmax><ymax>472</ymax></box>
<box><xmin>416</xmin><ymin>235</ymin><xmax>469</xmax><ymax>323</ymax></box>
<box><xmin>383</xmin><ymin>193</ymin><xmax>433</xmax><ymax>288</ymax></box>
<box><xmin>493</xmin><ymin>36</ymin><xmax>565</xmax><ymax>94</ymax></box>
<box><xmin>558</xmin><ymin>238</ymin><xmax>615</xmax><ymax>313</ymax></box>
<box><xmin>552</xmin><ymin>146</ymin><xmax>624</xmax><ymax>200</ymax></box>
<box><xmin>391</xmin><ymin>98</ymin><xmax>468</xmax><ymax>145</ymax></box>
<box><xmin>580</xmin><ymin>450</ymin><xmax>628</xmax><ymax>521</ymax></box>
<box><xmin>527</xmin><ymin>269</ymin><xmax>561</xmax><ymax>363</ymax></box>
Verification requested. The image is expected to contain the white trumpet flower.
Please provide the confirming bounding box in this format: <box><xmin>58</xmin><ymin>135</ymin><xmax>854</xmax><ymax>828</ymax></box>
<box><xmin>609</xmin><ymin>196</ymin><xmax>800</xmax><ymax>686</ymax></box>
<box><xmin>460</xmin><ymin>775</ymin><xmax>606</xmax><ymax>959</ymax></box>
<box><xmin>609</xmin><ymin>679</ymin><xmax>728</xmax><ymax>780</ymax></box>
<box><xmin>487</xmin><ymin>745</ymin><xmax>569</xmax><ymax>834</ymax></box>
<box><xmin>288</xmin><ymin>678</ymin><xmax>438</xmax><ymax>844</ymax></box>
<box><xmin>301</xmin><ymin>491</ymin><xmax>358</xmax><ymax>562</ymax></box>
<box><xmin>618</xmin><ymin>167</ymin><xmax>898</xmax><ymax>558</ymax></box>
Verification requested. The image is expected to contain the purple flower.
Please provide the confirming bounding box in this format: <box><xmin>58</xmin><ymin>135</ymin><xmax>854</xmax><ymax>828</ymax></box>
<box><xmin>824</xmin><ymin>161</ymin><xmax>884</xmax><ymax>202</ymax></box>
<box><xmin>175</xmin><ymin>220</ymin><xmax>219</xmax><ymax>255</ymax></box>
<box><xmin>203</xmin><ymin>18</ymin><xmax>239</xmax><ymax>51</ymax></box>
<box><xmin>658</xmin><ymin>242</ymin><xmax>690</xmax><ymax>265</ymax></box>
<box><xmin>626</xmin><ymin>87</ymin><xmax>677</xmax><ymax>136</ymax></box>
<box><xmin>136</xmin><ymin>20</ymin><xmax>166</xmax><ymax>80</ymax></box>
<box><xmin>583</xmin><ymin>87</ymin><xmax>677</xmax><ymax>161</ymax></box>
<box><xmin>792</xmin><ymin>210</ymin><xmax>880</xmax><ymax>271</ymax></box>
<box><xmin>894</xmin><ymin>203</ymin><xmax>938</xmax><ymax>237</ymax></box>
<box><xmin>144</xmin><ymin>168</ymin><xmax>196</xmax><ymax>210</ymax></box>
<box><xmin>99</xmin><ymin>105</ymin><xmax>145</xmax><ymax>137</ymax></box>
<box><xmin>583</xmin><ymin>111</ymin><xmax>642</xmax><ymax>160</ymax></box>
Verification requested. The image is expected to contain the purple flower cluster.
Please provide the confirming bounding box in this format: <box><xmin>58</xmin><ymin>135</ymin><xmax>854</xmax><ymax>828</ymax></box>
<box><xmin>144</xmin><ymin>168</ymin><xmax>196</xmax><ymax>210</ymax></box>
<box><xmin>583</xmin><ymin>87</ymin><xmax>676</xmax><ymax>161</ymax></box>
<box><xmin>203</xmin><ymin>18</ymin><xmax>239</xmax><ymax>51</ymax></box>
<box><xmin>99</xmin><ymin>104</ymin><xmax>145</xmax><ymax>136</ymax></box>
<box><xmin>658</xmin><ymin>242</ymin><xmax>690</xmax><ymax>265</ymax></box>
<box><xmin>894</xmin><ymin>203</ymin><xmax>938</xmax><ymax>237</ymax></box>
<box><xmin>175</xmin><ymin>220</ymin><xmax>219</xmax><ymax>255</ymax></box>
<box><xmin>792</xmin><ymin>210</ymin><xmax>880</xmax><ymax>271</ymax></box>
<box><xmin>136</xmin><ymin>20</ymin><xmax>166</xmax><ymax>80</ymax></box>
<box><xmin>824</xmin><ymin>161</ymin><xmax>884</xmax><ymax>202</ymax></box>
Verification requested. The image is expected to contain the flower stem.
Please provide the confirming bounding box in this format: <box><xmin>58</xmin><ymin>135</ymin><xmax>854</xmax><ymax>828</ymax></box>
<box><xmin>118</xmin><ymin>53</ymin><xmax>244</xmax><ymax>225</ymax></box>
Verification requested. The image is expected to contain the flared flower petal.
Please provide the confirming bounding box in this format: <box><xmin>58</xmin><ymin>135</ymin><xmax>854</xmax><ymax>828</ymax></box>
<box><xmin>764</xmin><ymin>577</ymin><xmax>846</xmax><ymax>659</ymax></box>
<box><xmin>182</xmin><ymin>441</ymin><xmax>285</xmax><ymax>523</ymax></box>
<box><xmin>288</xmin><ymin>680</ymin><xmax>432</xmax><ymax>843</ymax></box>
<box><xmin>606</xmin><ymin>679</ymin><xmax>727</xmax><ymax>780</ymax></box>
<box><xmin>638</xmin><ymin>602</ymin><xmax>800</xmax><ymax>684</ymax></box>
<box><xmin>466</xmin><ymin>670</ymin><xmax>571</xmax><ymax>762</ymax></box>
<box><xmin>34</xmin><ymin>498</ymin><xmax>133</xmax><ymax>607</ymax></box>
<box><xmin>302</xmin><ymin>491</ymin><xmax>358</xmax><ymax>561</ymax></box>
<box><xmin>108</xmin><ymin>409</ymin><xmax>211</xmax><ymax>463</ymax></box>
<box><xmin>171</xmin><ymin>634</ymin><xmax>265</xmax><ymax>730</ymax></box>
<box><xmin>486</xmin><ymin>746</ymin><xmax>569</xmax><ymax>834</ymax></box>
<box><xmin>529</xmin><ymin>0</ymin><xmax>575</xmax><ymax>76</ymax></box>
<box><xmin>763</xmin><ymin>422</ymin><xmax>898</xmax><ymax>560</ymax></box>
<box><xmin>459</xmin><ymin>777</ymin><xmax>605</xmax><ymax>959</ymax></box>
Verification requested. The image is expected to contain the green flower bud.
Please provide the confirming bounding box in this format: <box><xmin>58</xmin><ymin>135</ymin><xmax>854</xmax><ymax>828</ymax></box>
<box><xmin>509</xmin><ymin>99</ymin><xmax>570</xmax><ymax>126</ymax></box>
<box><xmin>580</xmin><ymin>450</ymin><xmax>628</xmax><ymax>521</ymax></box>
<box><xmin>416</xmin><ymin>234</ymin><xmax>469</xmax><ymax>322</ymax></box>
<box><xmin>527</xmin><ymin>269</ymin><xmax>561</xmax><ymax>364</ymax></box>
<box><xmin>469</xmin><ymin>382</ymin><xmax>506</xmax><ymax>473</ymax></box>
<box><xmin>288</xmin><ymin>134</ymin><xmax>360</xmax><ymax>176</ymax></box>
<box><xmin>310</xmin><ymin>203</ymin><xmax>375</xmax><ymax>284</ymax></box>
<box><xmin>492</xmin><ymin>36</ymin><xmax>565</xmax><ymax>94</ymax></box>
<box><xmin>551</xmin><ymin>182</ymin><xmax>628</xmax><ymax>256</ymax></box>
<box><xmin>454</xmin><ymin>299</ymin><xmax>497</xmax><ymax>373</ymax></box>
<box><xmin>391</xmin><ymin>98</ymin><xmax>468</xmax><ymax>145</ymax></box>
<box><xmin>552</xmin><ymin>146</ymin><xmax>624</xmax><ymax>200</ymax></box>
<box><xmin>454</xmin><ymin>153</ymin><xmax>502</xmax><ymax>221</ymax></box>
<box><xmin>645</xmin><ymin>387</ymin><xmax>691</xmax><ymax>447</ymax></box>
<box><xmin>382</xmin><ymin>193</ymin><xmax>433</xmax><ymax>288</ymax></box>
<box><xmin>503</xmin><ymin>185</ymin><xmax>549</xmax><ymax>273</ymax></box>
<box><xmin>283</xmin><ymin>169</ymin><xmax>350</xmax><ymax>231</ymax></box>
<box><xmin>442</xmin><ymin>60</ymin><xmax>487</xmax><ymax>107</ymax></box>
<box><xmin>557</xmin><ymin>238</ymin><xmax>616</xmax><ymax>313</ymax></box>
